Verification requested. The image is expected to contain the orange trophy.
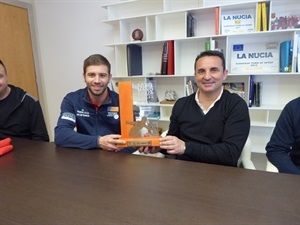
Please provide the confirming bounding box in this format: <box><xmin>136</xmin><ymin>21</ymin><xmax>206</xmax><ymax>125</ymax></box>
<box><xmin>117</xmin><ymin>81</ymin><xmax>160</xmax><ymax>147</ymax></box>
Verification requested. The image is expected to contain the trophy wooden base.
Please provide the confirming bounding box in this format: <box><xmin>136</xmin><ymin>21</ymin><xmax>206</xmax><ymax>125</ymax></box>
<box><xmin>117</xmin><ymin>136</ymin><xmax>160</xmax><ymax>148</ymax></box>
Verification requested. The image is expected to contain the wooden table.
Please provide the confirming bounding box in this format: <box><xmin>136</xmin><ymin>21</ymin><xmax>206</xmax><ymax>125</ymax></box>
<box><xmin>1</xmin><ymin>138</ymin><xmax>299</xmax><ymax>225</ymax></box>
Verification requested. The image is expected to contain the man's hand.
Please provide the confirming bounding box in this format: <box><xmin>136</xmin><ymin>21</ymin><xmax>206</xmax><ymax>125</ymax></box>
<box><xmin>138</xmin><ymin>145</ymin><xmax>160</xmax><ymax>154</ymax></box>
<box><xmin>98</xmin><ymin>134</ymin><xmax>126</xmax><ymax>152</ymax></box>
<box><xmin>160</xmin><ymin>135</ymin><xmax>185</xmax><ymax>155</ymax></box>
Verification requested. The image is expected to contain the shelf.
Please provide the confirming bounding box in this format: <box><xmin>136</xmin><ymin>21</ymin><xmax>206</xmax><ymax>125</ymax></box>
<box><xmin>104</xmin><ymin>0</ymin><xmax>300</xmax><ymax>155</ymax></box>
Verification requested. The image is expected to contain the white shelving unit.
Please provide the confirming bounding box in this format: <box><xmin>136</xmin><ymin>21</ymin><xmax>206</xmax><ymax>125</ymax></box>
<box><xmin>102</xmin><ymin>0</ymin><xmax>300</xmax><ymax>153</ymax></box>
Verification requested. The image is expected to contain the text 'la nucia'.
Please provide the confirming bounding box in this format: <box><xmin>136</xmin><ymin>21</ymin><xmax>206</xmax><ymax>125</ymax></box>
<box><xmin>237</xmin><ymin>52</ymin><xmax>274</xmax><ymax>59</ymax></box>
<box><xmin>223</xmin><ymin>14</ymin><xmax>252</xmax><ymax>20</ymax></box>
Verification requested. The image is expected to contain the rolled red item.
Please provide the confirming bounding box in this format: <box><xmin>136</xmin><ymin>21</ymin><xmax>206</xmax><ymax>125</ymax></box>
<box><xmin>0</xmin><ymin>138</ymin><xmax>12</xmax><ymax>148</ymax></box>
<box><xmin>0</xmin><ymin>145</ymin><xmax>13</xmax><ymax>156</ymax></box>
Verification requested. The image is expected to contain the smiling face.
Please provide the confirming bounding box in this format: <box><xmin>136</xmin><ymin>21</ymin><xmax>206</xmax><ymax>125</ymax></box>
<box><xmin>83</xmin><ymin>64</ymin><xmax>111</xmax><ymax>100</ymax></box>
<box><xmin>194</xmin><ymin>55</ymin><xmax>228</xmax><ymax>97</ymax></box>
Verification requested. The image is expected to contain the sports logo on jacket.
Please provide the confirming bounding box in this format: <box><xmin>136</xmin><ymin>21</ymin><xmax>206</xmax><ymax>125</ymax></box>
<box><xmin>76</xmin><ymin>109</ymin><xmax>90</xmax><ymax>117</ymax></box>
<box><xmin>61</xmin><ymin>112</ymin><xmax>76</xmax><ymax>123</ymax></box>
<box><xmin>107</xmin><ymin>106</ymin><xmax>119</xmax><ymax>119</ymax></box>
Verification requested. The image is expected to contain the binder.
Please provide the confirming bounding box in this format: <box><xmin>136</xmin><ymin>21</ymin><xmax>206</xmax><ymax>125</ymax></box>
<box><xmin>248</xmin><ymin>75</ymin><xmax>255</xmax><ymax>107</ymax></box>
<box><xmin>254</xmin><ymin>82</ymin><xmax>261</xmax><ymax>107</ymax></box>
<box><xmin>256</xmin><ymin>3</ymin><xmax>262</xmax><ymax>31</ymax></box>
<box><xmin>127</xmin><ymin>44</ymin><xmax>143</xmax><ymax>76</ymax></box>
<box><xmin>215</xmin><ymin>7</ymin><xmax>220</xmax><ymax>35</ymax></box>
<box><xmin>167</xmin><ymin>40</ymin><xmax>174</xmax><ymax>75</ymax></box>
<box><xmin>160</xmin><ymin>42</ymin><xmax>168</xmax><ymax>75</ymax></box>
<box><xmin>261</xmin><ymin>2</ymin><xmax>267</xmax><ymax>31</ymax></box>
<box><xmin>280</xmin><ymin>40</ymin><xmax>293</xmax><ymax>72</ymax></box>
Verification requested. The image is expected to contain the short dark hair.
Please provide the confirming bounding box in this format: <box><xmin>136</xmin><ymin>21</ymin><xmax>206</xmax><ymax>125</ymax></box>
<box><xmin>194</xmin><ymin>50</ymin><xmax>226</xmax><ymax>71</ymax></box>
<box><xmin>0</xmin><ymin>60</ymin><xmax>7</xmax><ymax>74</ymax></box>
<box><xmin>83</xmin><ymin>54</ymin><xmax>111</xmax><ymax>75</ymax></box>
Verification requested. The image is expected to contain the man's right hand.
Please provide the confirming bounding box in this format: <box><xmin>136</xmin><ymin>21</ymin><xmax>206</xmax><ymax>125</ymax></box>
<box><xmin>98</xmin><ymin>134</ymin><xmax>126</xmax><ymax>152</ymax></box>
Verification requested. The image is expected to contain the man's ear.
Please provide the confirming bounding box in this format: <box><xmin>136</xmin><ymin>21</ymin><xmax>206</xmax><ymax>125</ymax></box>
<box><xmin>223</xmin><ymin>69</ymin><xmax>228</xmax><ymax>80</ymax></box>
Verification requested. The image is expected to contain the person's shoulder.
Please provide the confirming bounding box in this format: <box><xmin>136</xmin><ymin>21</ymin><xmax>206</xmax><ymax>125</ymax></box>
<box><xmin>9</xmin><ymin>84</ymin><xmax>38</xmax><ymax>103</ymax></box>
<box><xmin>172</xmin><ymin>94</ymin><xmax>195</xmax><ymax>111</ymax></box>
<box><xmin>108</xmin><ymin>88</ymin><xmax>119</xmax><ymax>97</ymax></box>
<box><xmin>284</xmin><ymin>96</ymin><xmax>300</xmax><ymax>113</ymax></box>
<box><xmin>64</xmin><ymin>88</ymin><xmax>86</xmax><ymax>98</ymax></box>
<box><xmin>221</xmin><ymin>89</ymin><xmax>248</xmax><ymax>108</ymax></box>
<box><xmin>287</xmin><ymin>96</ymin><xmax>300</xmax><ymax>106</ymax></box>
<box><xmin>9</xmin><ymin>84</ymin><xmax>25</xmax><ymax>96</ymax></box>
<box><xmin>222</xmin><ymin>89</ymin><xmax>245</xmax><ymax>102</ymax></box>
<box><xmin>174</xmin><ymin>93</ymin><xmax>194</xmax><ymax>105</ymax></box>
<box><xmin>108</xmin><ymin>88</ymin><xmax>120</xmax><ymax>103</ymax></box>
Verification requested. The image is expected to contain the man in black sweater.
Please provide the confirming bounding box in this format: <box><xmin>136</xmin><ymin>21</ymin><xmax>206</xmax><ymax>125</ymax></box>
<box><xmin>266</xmin><ymin>97</ymin><xmax>300</xmax><ymax>175</ymax></box>
<box><xmin>140</xmin><ymin>51</ymin><xmax>250</xmax><ymax>167</ymax></box>
<box><xmin>0</xmin><ymin>60</ymin><xmax>49</xmax><ymax>142</ymax></box>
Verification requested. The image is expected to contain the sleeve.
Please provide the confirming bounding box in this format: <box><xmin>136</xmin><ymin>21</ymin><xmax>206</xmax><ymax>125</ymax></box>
<box><xmin>54</xmin><ymin>95</ymin><xmax>99</xmax><ymax>150</ymax></box>
<box><xmin>169</xmin><ymin>96</ymin><xmax>250</xmax><ymax>167</ymax></box>
<box><xmin>29</xmin><ymin>100</ymin><xmax>49</xmax><ymax>142</ymax></box>
<box><xmin>266</xmin><ymin>104</ymin><xmax>300</xmax><ymax>175</ymax></box>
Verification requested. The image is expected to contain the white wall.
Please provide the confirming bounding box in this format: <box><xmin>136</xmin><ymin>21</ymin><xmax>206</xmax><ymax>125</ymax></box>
<box><xmin>21</xmin><ymin>0</ymin><xmax>261</xmax><ymax>142</ymax></box>
<box><xmin>32</xmin><ymin>0</ymin><xmax>113</xmax><ymax>141</ymax></box>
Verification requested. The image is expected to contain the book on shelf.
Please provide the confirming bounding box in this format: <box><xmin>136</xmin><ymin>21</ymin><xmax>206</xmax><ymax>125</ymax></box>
<box><xmin>127</xmin><ymin>44</ymin><xmax>143</xmax><ymax>76</ymax></box>
<box><xmin>187</xmin><ymin>13</ymin><xmax>195</xmax><ymax>37</ymax></box>
<box><xmin>137</xmin><ymin>106</ymin><xmax>160</xmax><ymax>120</ymax></box>
<box><xmin>215</xmin><ymin>7</ymin><xmax>220</xmax><ymax>35</ymax></box>
<box><xmin>297</xmin><ymin>35</ymin><xmax>300</xmax><ymax>73</ymax></box>
<box><xmin>132</xmin><ymin>80</ymin><xmax>158</xmax><ymax>104</ymax></box>
<box><xmin>248</xmin><ymin>75</ymin><xmax>255</xmax><ymax>107</ymax></box>
<box><xmin>146</xmin><ymin>78</ymin><xmax>159</xmax><ymax>103</ymax></box>
<box><xmin>167</xmin><ymin>40</ymin><xmax>174</xmax><ymax>75</ymax></box>
<box><xmin>160</xmin><ymin>42</ymin><xmax>168</xmax><ymax>75</ymax></box>
<box><xmin>186</xmin><ymin>79</ymin><xmax>197</xmax><ymax>96</ymax></box>
<box><xmin>261</xmin><ymin>2</ymin><xmax>268</xmax><ymax>31</ymax></box>
<box><xmin>205</xmin><ymin>39</ymin><xmax>218</xmax><ymax>51</ymax></box>
<box><xmin>160</xmin><ymin>40</ymin><xmax>174</xmax><ymax>75</ymax></box>
<box><xmin>221</xmin><ymin>13</ymin><xmax>255</xmax><ymax>34</ymax></box>
<box><xmin>223</xmin><ymin>82</ymin><xmax>246</xmax><ymax>101</ymax></box>
<box><xmin>280</xmin><ymin>40</ymin><xmax>293</xmax><ymax>73</ymax></box>
<box><xmin>231</xmin><ymin>42</ymin><xmax>280</xmax><ymax>73</ymax></box>
<box><xmin>254</xmin><ymin>82</ymin><xmax>261</xmax><ymax>107</ymax></box>
<box><xmin>256</xmin><ymin>2</ymin><xmax>262</xmax><ymax>31</ymax></box>
<box><xmin>270</xmin><ymin>12</ymin><xmax>300</xmax><ymax>30</ymax></box>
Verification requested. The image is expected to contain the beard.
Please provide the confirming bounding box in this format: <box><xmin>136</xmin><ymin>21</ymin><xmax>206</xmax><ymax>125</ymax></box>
<box><xmin>88</xmin><ymin>85</ymin><xmax>107</xmax><ymax>97</ymax></box>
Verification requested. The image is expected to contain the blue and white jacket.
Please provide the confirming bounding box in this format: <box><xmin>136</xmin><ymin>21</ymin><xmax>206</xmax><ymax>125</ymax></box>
<box><xmin>55</xmin><ymin>87</ymin><xmax>133</xmax><ymax>152</ymax></box>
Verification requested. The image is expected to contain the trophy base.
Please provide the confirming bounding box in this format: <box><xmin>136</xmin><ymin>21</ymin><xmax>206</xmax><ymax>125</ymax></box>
<box><xmin>117</xmin><ymin>136</ymin><xmax>160</xmax><ymax>148</ymax></box>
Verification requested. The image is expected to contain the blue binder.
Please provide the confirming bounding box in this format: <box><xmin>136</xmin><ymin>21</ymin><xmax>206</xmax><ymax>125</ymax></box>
<box><xmin>127</xmin><ymin>44</ymin><xmax>143</xmax><ymax>76</ymax></box>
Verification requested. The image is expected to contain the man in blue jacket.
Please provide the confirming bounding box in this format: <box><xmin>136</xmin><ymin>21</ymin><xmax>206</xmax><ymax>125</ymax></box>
<box><xmin>266</xmin><ymin>97</ymin><xmax>300</xmax><ymax>175</ymax></box>
<box><xmin>0</xmin><ymin>59</ymin><xmax>49</xmax><ymax>142</ymax></box>
<box><xmin>55</xmin><ymin>54</ymin><xmax>134</xmax><ymax>153</ymax></box>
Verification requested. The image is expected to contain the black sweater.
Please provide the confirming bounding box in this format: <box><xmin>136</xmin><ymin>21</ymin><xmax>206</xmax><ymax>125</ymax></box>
<box><xmin>168</xmin><ymin>90</ymin><xmax>250</xmax><ymax>167</ymax></box>
<box><xmin>0</xmin><ymin>85</ymin><xmax>49</xmax><ymax>142</ymax></box>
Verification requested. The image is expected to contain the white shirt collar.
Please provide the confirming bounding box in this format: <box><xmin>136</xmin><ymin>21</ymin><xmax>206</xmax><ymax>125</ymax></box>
<box><xmin>195</xmin><ymin>88</ymin><xmax>223</xmax><ymax>115</ymax></box>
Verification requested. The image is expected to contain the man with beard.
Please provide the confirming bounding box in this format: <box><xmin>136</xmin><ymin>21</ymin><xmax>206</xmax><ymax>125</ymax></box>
<box><xmin>55</xmin><ymin>54</ymin><xmax>133</xmax><ymax>153</ymax></box>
